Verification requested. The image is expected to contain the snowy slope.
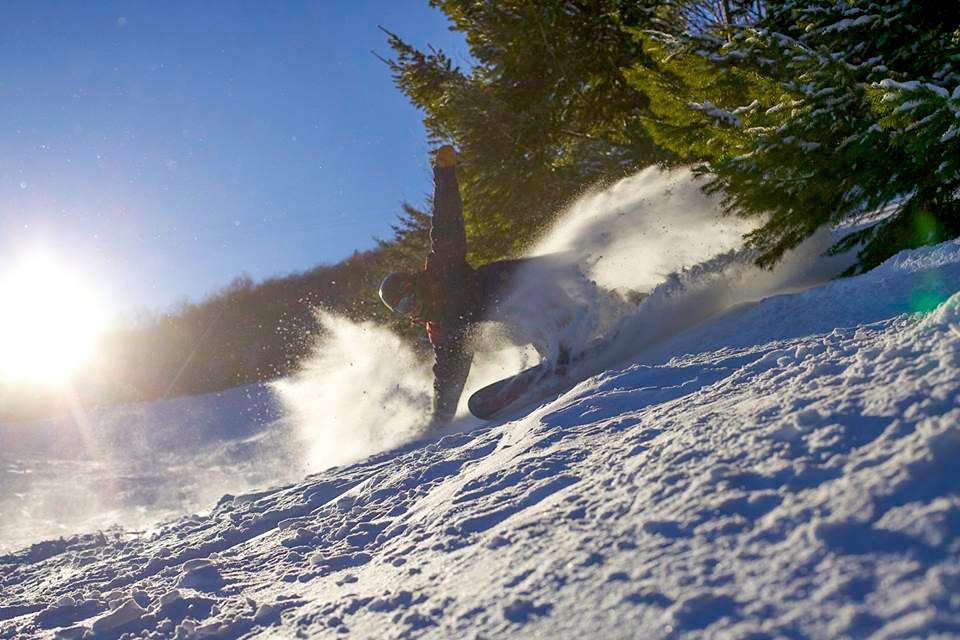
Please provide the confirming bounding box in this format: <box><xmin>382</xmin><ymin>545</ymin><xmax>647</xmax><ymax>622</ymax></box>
<box><xmin>1</xmin><ymin>240</ymin><xmax>959</xmax><ymax>639</ymax></box>
<box><xmin>0</xmin><ymin>384</ymin><xmax>294</xmax><ymax>555</ymax></box>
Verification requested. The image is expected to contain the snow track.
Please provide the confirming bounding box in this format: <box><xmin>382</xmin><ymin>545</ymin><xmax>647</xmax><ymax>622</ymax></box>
<box><xmin>2</xmin><ymin>241</ymin><xmax>959</xmax><ymax>639</ymax></box>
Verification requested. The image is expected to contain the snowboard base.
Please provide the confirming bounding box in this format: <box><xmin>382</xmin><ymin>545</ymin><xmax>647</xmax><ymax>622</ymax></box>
<box><xmin>468</xmin><ymin>337</ymin><xmax>614</xmax><ymax>420</ymax></box>
<box><xmin>468</xmin><ymin>362</ymin><xmax>558</xmax><ymax>420</ymax></box>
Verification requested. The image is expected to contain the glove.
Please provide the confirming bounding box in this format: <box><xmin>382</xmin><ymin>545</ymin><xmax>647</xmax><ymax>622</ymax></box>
<box><xmin>435</xmin><ymin>145</ymin><xmax>458</xmax><ymax>168</ymax></box>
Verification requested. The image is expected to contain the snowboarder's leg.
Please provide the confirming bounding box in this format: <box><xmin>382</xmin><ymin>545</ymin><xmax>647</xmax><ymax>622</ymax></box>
<box><xmin>555</xmin><ymin>343</ymin><xmax>571</xmax><ymax>377</ymax></box>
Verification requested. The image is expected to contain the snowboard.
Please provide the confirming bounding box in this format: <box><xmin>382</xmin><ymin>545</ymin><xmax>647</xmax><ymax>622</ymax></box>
<box><xmin>468</xmin><ymin>337</ymin><xmax>614</xmax><ymax>420</ymax></box>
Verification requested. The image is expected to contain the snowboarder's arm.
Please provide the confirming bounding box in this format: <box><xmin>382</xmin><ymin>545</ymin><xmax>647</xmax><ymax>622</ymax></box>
<box><xmin>430</xmin><ymin>326</ymin><xmax>473</xmax><ymax>427</ymax></box>
<box><xmin>429</xmin><ymin>146</ymin><xmax>466</xmax><ymax>265</ymax></box>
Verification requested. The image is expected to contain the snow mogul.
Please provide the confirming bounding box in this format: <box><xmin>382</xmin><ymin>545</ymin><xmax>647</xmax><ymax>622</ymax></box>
<box><xmin>378</xmin><ymin>146</ymin><xmax>579</xmax><ymax>428</ymax></box>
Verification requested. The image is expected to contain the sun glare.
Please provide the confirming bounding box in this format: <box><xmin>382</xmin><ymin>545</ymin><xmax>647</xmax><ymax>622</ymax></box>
<box><xmin>0</xmin><ymin>252</ymin><xmax>110</xmax><ymax>386</ymax></box>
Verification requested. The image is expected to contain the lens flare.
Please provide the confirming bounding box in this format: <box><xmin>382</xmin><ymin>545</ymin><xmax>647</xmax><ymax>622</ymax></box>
<box><xmin>0</xmin><ymin>252</ymin><xmax>110</xmax><ymax>386</ymax></box>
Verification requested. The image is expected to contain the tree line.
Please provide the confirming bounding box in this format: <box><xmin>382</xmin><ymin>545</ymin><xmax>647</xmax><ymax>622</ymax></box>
<box><xmin>5</xmin><ymin>0</ymin><xmax>955</xmax><ymax>419</ymax></box>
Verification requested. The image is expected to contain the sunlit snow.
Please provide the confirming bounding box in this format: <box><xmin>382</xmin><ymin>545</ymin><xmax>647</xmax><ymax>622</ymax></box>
<box><xmin>1</xmin><ymin>173</ymin><xmax>958</xmax><ymax>639</ymax></box>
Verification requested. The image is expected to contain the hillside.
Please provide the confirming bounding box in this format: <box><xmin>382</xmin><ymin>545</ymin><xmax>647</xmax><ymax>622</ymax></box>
<box><xmin>2</xmin><ymin>238</ymin><xmax>958</xmax><ymax>639</ymax></box>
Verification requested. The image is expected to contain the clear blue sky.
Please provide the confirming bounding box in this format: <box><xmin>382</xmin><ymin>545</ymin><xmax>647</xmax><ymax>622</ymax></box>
<box><xmin>0</xmin><ymin>2</ymin><xmax>469</xmax><ymax>317</ymax></box>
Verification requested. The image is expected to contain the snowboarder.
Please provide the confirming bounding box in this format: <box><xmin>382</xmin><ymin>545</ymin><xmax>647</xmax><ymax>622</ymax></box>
<box><xmin>378</xmin><ymin>146</ymin><xmax>573</xmax><ymax>428</ymax></box>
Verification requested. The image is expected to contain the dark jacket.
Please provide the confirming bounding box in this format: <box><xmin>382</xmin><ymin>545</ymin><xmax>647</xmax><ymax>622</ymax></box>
<box><xmin>417</xmin><ymin>165</ymin><xmax>527</xmax><ymax>424</ymax></box>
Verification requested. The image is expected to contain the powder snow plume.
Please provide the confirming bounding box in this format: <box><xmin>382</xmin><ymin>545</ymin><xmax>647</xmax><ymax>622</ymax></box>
<box><xmin>271</xmin><ymin>312</ymin><xmax>434</xmax><ymax>471</ymax></box>
<box><xmin>274</xmin><ymin>167</ymin><xmax>856</xmax><ymax>469</ymax></box>
<box><xmin>532</xmin><ymin>167</ymin><xmax>757</xmax><ymax>291</ymax></box>
<box><xmin>505</xmin><ymin>166</ymin><xmax>857</xmax><ymax>374</ymax></box>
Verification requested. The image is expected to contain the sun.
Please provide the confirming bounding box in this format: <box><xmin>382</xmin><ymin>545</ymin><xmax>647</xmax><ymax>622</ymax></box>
<box><xmin>0</xmin><ymin>252</ymin><xmax>111</xmax><ymax>386</ymax></box>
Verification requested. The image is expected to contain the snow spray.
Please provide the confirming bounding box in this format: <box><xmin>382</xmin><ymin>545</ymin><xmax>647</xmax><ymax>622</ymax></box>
<box><xmin>507</xmin><ymin>166</ymin><xmax>856</xmax><ymax>377</ymax></box>
<box><xmin>271</xmin><ymin>313</ymin><xmax>435</xmax><ymax>471</ymax></box>
<box><xmin>275</xmin><ymin>167</ymin><xmax>855</xmax><ymax>471</ymax></box>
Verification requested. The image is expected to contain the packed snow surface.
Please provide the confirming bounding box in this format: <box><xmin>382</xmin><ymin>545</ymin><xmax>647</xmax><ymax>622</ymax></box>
<box><xmin>2</xmin><ymin>229</ymin><xmax>959</xmax><ymax>638</ymax></box>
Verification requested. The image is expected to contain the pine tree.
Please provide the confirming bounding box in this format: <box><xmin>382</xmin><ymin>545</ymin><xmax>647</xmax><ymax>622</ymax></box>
<box><xmin>380</xmin><ymin>0</ymin><xmax>671</xmax><ymax>262</ymax></box>
<box><xmin>628</xmin><ymin>0</ymin><xmax>960</xmax><ymax>273</ymax></box>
